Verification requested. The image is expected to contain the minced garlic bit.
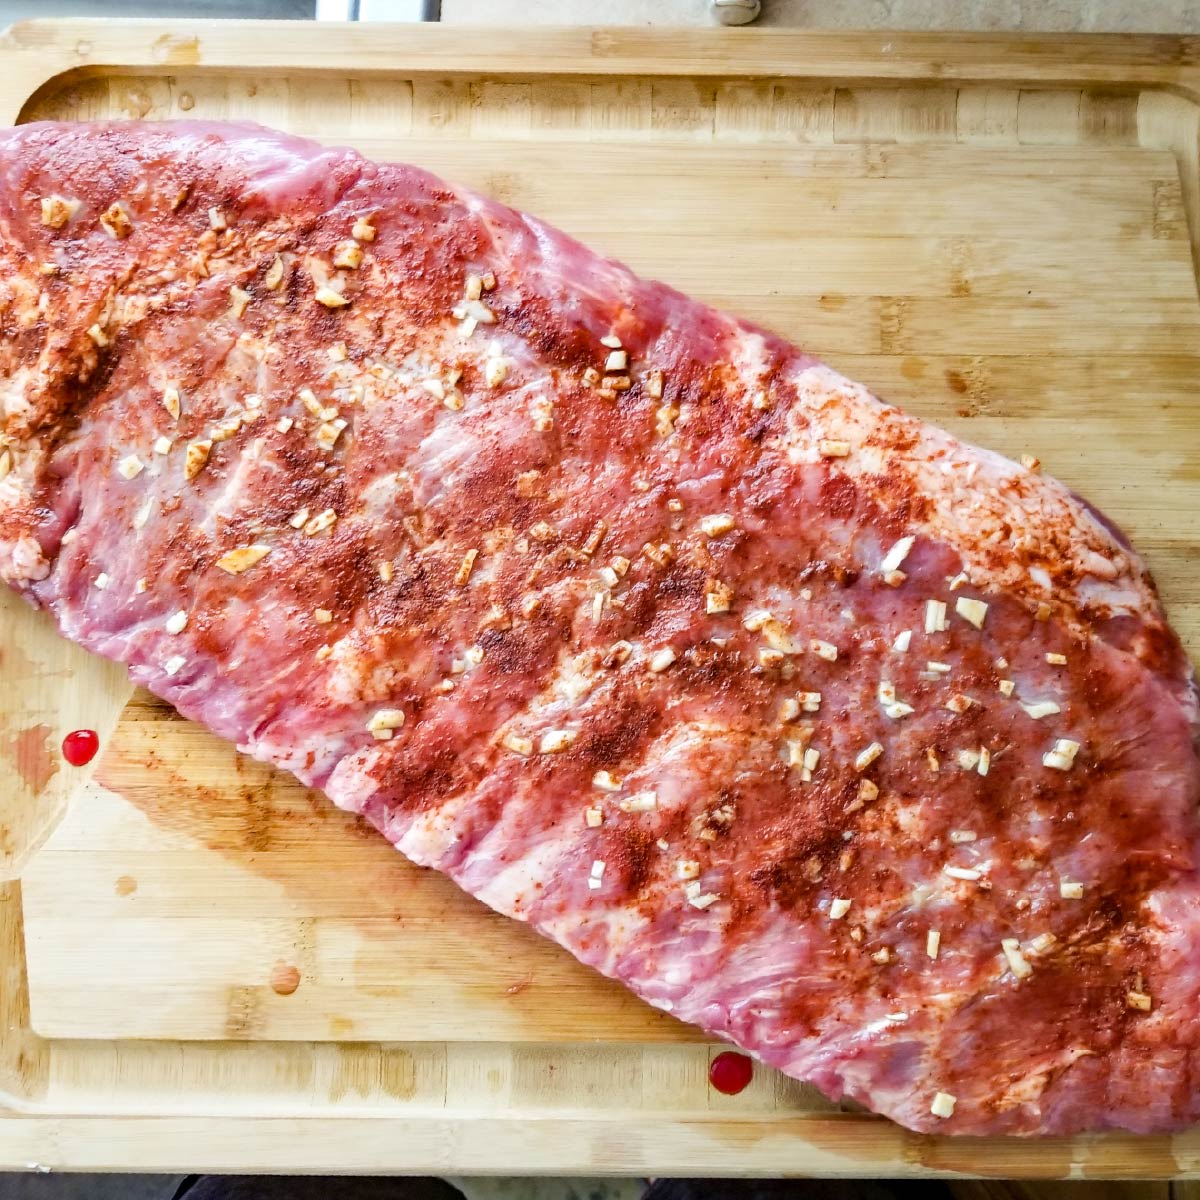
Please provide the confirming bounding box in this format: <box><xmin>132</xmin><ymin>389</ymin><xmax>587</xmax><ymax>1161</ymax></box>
<box><xmin>0</xmin><ymin>449</ymin><xmax>11</xmax><ymax>481</ymax></box>
<box><xmin>949</xmin><ymin>829</ymin><xmax>976</xmax><ymax>844</ymax></box>
<box><xmin>879</xmin><ymin>681</ymin><xmax>897</xmax><ymax>706</ymax></box>
<box><xmin>41</xmin><ymin>194</ymin><xmax>81</xmax><ymax>228</ymax></box>
<box><xmin>159</xmin><ymin>385</ymin><xmax>181</xmax><ymax>421</ymax></box>
<box><xmin>743</xmin><ymin>609</ymin><xmax>772</xmax><ymax>633</ymax></box>
<box><xmin>699</xmin><ymin>513</ymin><xmax>735</xmax><ymax>538</ymax></box>
<box><xmin>1030</xmin><ymin>932</ymin><xmax>1057</xmax><ymax>954</ymax></box>
<box><xmin>99</xmin><ymin>202</ymin><xmax>133</xmax><ymax>240</ymax></box>
<box><xmin>600</xmin><ymin>334</ymin><xmax>622</xmax><ymax>349</ymax></box>
<box><xmin>207</xmin><ymin>207</ymin><xmax>227</xmax><ymax>231</ymax></box>
<box><xmin>485</xmin><ymin>356</ymin><xmax>509</xmax><ymax>388</ymax></box>
<box><xmin>925</xmin><ymin>599</ymin><xmax>949</xmax><ymax>633</ymax></box>
<box><xmin>211</xmin><ymin>414</ymin><xmax>242</xmax><ymax>443</ymax></box>
<box><xmin>153</xmin><ymin>436</ymin><xmax>172</xmax><ymax>456</ymax></box>
<box><xmin>163</xmin><ymin>655</ymin><xmax>186</xmax><ymax>677</ymax></box>
<box><xmin>333</xmin><ymin>240</ymin><xmax>363</xmax><ymax>270</ymax></box>
<box><xmin>751</xmin><ymin>389</ymin><xmax>773</xmax><ymax>410</ymax></box>
<box><xmin>1060</xmin><ymin>880</ymin><xmax>1084</xmax><ymax>900</ymax></box>
<box><xmin>304</xmin><ymin>509</ymin><xmax>338</xmax><ymax>537</ymax></box>
<box><xmin>603</xmin><ymin>375</ymin><xmax>632</xmax><ymax>392</ymax></box>
<box><xmin>421</xmin><ymin>378</ymin><xmax>445</xmax><ymax>401</ymax></box>
<box><xmin>87</xmin><ymin>323</ymin><xmax>110</xmax><ymax>348</ymax></box>
<box><xmin>944</xmin><ymin>865</ymin><xmax>982</xmax><ymax>882</ymax></box>
<box><xmin>955</xmin><ymin>596</ymin><xmax>988</xmax><ymax>629</ymax></box>
<box><xmin>185</xmin><ymin>439</ymin><xmax>212</xmax><ymax>481</ymax></box>
<box><xmin>1126</xmin><ymin>990</ymin><xmax>1152</xmax><ymax>1012</ymax></box>
<box><xmin>605</xmin><ymin>349</ymin><xmax>628</xmax><ymax>372</ymax></box>
<box><xmin>655</xmin><ymin>403</ymin><xmax>679</xmax><ymax>436</ymax></box>
<box><xmin>539</xmin><ymin>729</ymin><xmax>577</xmax><ymax>754</ymax></box>
<box><xmin>620</xmin><ymin>791</ymin><xmax>658</xmax><ymax>814</ymax></box>
<box><xmin>798</xmin><ymin>692</ymin><xmax>822</xmax><ymax>713</ymax></box>
<box><xmin>1020</xmin><ymin>699</ymin><xmax>1061</xmax><ymax>720</ymax></box>
<box><xmin>530</xmin><ymin>395</ymin><xmax>554</xmax><ymax>432</ymax></box>
<box><xmin>314</xmin><ymin>608</ymin><xmax>333</xmax><ymax>624</ymax></box>
<box><xmin>276</xmin><ymin>416</ymin><xmax>294</xmax><ymax>434</ymax></box>
<box><xmin>818</xmin><ymin>439</ymin><xmax>850</xmax><ymax>458</ymax></box>
<box><xmin>800</xmin><ymin>746</ymin><xmax>820</xmax><ymax>781</ymax></box>
<box><xmin>366</xmin><ymin>708</ymin><xmax>406</xmax><ymax>740</ymax></box>
<box><xmin>945</xmin><ymin>693</ymin><xmax>973</xmax><ymax>715</ymax></box>
<box><xmin>215</xmin><ymin>544</ymin><xmax>271</xmax><ymax>575</ymax></box>
<box><xmin>228</xmin><ymin>285</ymin><xmax>252</xmax><ymax>319</ymax></box>
<box><xmin>779</xmin><ymin>697</ymin><xmax>801</xmax><ymax>723</ymax></box>
<box><xmin>998</xmin><ymin>678</ymin><xmax>1015</xmax><ymax>697</ymax></box>
<box><xmin>689</xmin><ymin>891</ymin><xmax>720</xmax><ymax>911</ymax></box>
<box><xmin>1021</xmin><ymin>454</ymin><xmax>1040</xmax><ymax>472</ymax></box>
<box><xmin>1000</xmin><ymin>938</ymin><xmax>1032</xmax><ymax>979</ymax></box>
<box><xmin>134</xmin><ymin>578</ymin><xmax>148</xmax><ymax>594</ymax></box>
<box><xmin>885</xmin><ymin>701</ymin><xmax>915</xmax><ymax>720</ymax></box>
<box><xmin>871</xmin><ymin>947</ymin><xmax>891</xmax><ymax>965</ymax></box>
<box><xmin>1043</xmin><ymin>738</ymin><xmax>1080</xmax><ymax>771</ymax></box>
<box><xmin>892</xmin><ymin>629</ymin><xmax>912</xmax><ymax>653</ymax></box>
<box><xmin>829</xmin><ymin>897</ymin><xmax>852</xmax><ymax>920</ymax></box>
<box><xmin>977</xmin><ymin>745</ymin><xmax>991</xmax><ymax>776</ymax></box>
<box><xmin>264</xmin><ymin>254</ymin><xmax>286</xmax><ymax>290</ymax></box>
<box><xmin>926</xmin><ymin>930</ymin><xmax>941</xmax><ymax>959</ymax></box>
<box><xmin>117</xmin><ymin>454</ymin><xmax>144</xmax><ymax>480</ymax></box>
<box><xmin>165</xmin><ymin>610</ymin><xmax>188</xmax><ymax>635</ymax></box>
<box><xmin>879</xmin><ymin>536</ymin><xmax>914</xmax><ymax>575</ymax></box>
<box><xmin>288</xmin><ymin>507</ymin><xmax>310</xmax><ymax>531</ymax></box>
<box><xmin>315</xmin><ymin>418</ymin><xmax>348</xmax><ymax>452</ymax></box>
<box><xmin>649</xmin><ymin>648</ymin><xmax>678</xmax><ymax>673</ymax></box>
<box><xmin>352</xmin><ymin>216</ymin><xmax>376</xmax><ymax>242</ymax></box>
<box><xmin>646</xmin><ymin>370</ymin><xmax>664</xmax><ymax>399</ymax></box>
<box><xmin>315</xmin><ymin>285</ymin><xmax>350</xmax><ymax>309</ymax></box>
<box><xmin>858</xmin><ymin>779</ymin><xmax>879</xmax><ymax>804</ymax></box>
<box><xmin>882</xmin><ymin>569</ymin><xmax>907</xmax><ymax>588</ymax></box>
<box><xmin>706</xmin><ymin>581</ymin><xmax>733</xmax><ymax>615</ymax></box>
<box><xmin>676</xmin><ymin>860</ymin><xmax>700</xmax><ymax>881</ymax></box>
<box><xmin>1045</xmin><ymin>652</ymin><xmax>1068</xmax><ymax>666</ymax></box>
<box><xmin>930</xmin><ymin>1092</ymin><xmax>956</xmax><ymax>1119</ymax></box>
<box><xmin>853</xmin><ymin>742</ymin><xmax>883</xmax><ymax>772</ymax></box>
<box><xmin>810</xmin><ymin>639</ymin><xmax>838</xmax><ymax>662</ymax></box>
<box><xmin>584</xmin><ymin>807</ymin><xmax>604</xmax><ymax>828</ymax></box>
<box><xmin>455</xmin><ymin>548</ymin><xmax>478</xmax><ymax>586</ymax></box>
<box><xmin>927</xmin><ymin>748</ymin><xmax>941</xmax><ymax>773</ymax></box>
<box><xmin>954</xmin><ymin>748</ymin><xmax>981</xmax><ymax>770</ymax></box>
<box><xmin>927</xmin><ymin>661</ymin><xmax>952</xmax><ymax>674</ymax></box>
<box><xmin>93</xmin><ymin>572</ymin><xmax>110</xmax><ymax>591</ymax></box>
<box><xmin>503</xmin><ymin>732</ymin><xmax>533</xmax><ymax>756</ymax></box>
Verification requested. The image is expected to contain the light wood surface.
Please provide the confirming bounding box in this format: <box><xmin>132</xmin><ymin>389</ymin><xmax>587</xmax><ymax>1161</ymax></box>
<box><xmin>3</xmin><ymin>18</ymin><xmax>1200</xmax><ymax>1178</ymax></box>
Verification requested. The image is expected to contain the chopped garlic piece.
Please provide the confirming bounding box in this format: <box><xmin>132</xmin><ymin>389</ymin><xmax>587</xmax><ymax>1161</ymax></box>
<box><xmin>797</xmin><ymin>692</ymin><xmax>822</xmax><ymax>712</ymax></box>
<box><xmin>185</xmin><ymin>439</ymin><xmax>212</xmax><ymax>481</ymax></box>
<box><xmin>163</xmin><ymin>655</ymin><xmax>186</xmax><ymax>677</ymax></box>
<box><xmin>926</xmin><ymin>930</ymin><xmax>941</xmax><ymax>959</ymax></box>
<box><xmin>228</xmin><ymin>285</ymin><xmax>251</xmax><ymax>319</ymax></box>
<box><xmin>879</xmin><ymin>536</ymin><xmax>914</xmax><ymax>574</ymax></box>
<box><xmin>87</xmin><ymin>323</ymin><xmax>110</xmax><ymax>348</ymax></box>
<box><xmin>40</xmin><ymin>194</ymin><xmax>80</xmax><ymax>228</ymax></box>
<box><xmin>539</xmin><ymin>729</ymin><xmax>577</xmax><ymax>754</ymax></box>
<box><xmin>930</xmin><ymin>1092</ymin><xmax>956</xmax><ymax>1119</ymax></box>
<box><xmin>134</xmin><ymin>578</ymin><xmax>147</xmax><ymax>595</ymax></box>
<box><xmin>689</xmin><ymin>892</ymin><xmax>719</xmax><ymax>910</ymax></box>
<box><xmin>604</xmin><ymin>349</ymin><xmax>627</xmax><ymax>372</ymax></box>
<box><xmin>779</xmin><ymin>697</ymin><xmax>800</xmax><ymax>723</ymax></box>
<box><xmin>215</xmin><ymin>544</ymin><xmax>271</xmax><ymax>575</ymax></box>
<box><xmin>706</xmin><ymin>582</ymin><xmax>733</xmax><ymax>615</ymax></box>
<box><xmin>882</xmin><ymin>569</ymin><xmax>906</xmax><ymax>587</ymax></box>
<box><xmin>1000</xmin><ymin>938</ymin><xmax>1032</xmax><ymax>979</ymax></box>
<box><xmin>152</xmin><ymin>436</ymin><xmax>172</xmax><ymax>456</ymax></box>
<box><xmin>276</xmin><ymin>416</ymin><xmax>294</xmax><ymax>434</ymax></box>
<box><xmin>648</xmin><ymin>648</ymin><xmax>677</xmax><ymax>673</ymax></box>
<box><xmin>1045</xmin><ymin>652</ymin><xmax>1068</xmax><ymax>666</ymax></box>
<box><xmin>978</xmin><ymin>746</ymin><xmax>991</xmax><ymax>776</ymax></box>
<box><xmin>885</xmin><ymin>702</ymin><xmax>915</xmax><ymax>719</ymax></box>
<box><xmin>853</xmin><ymin>742</ymin><xmax>883</xmax><ymax>772</ymax></box>
<box><xmin>810</xmin><ymin>639</ymin><xmax>838</xmax><ymax>662</ymax></box>
<box><xmin>998</xmin><ymin>678</ymin><xmax>1015</xmax><ymax>697</ymax></box>
<box><xmin>871</xmin><ymin>947</ymin><xmax>891</xmax><ymax>965</ymax></box>
<box><xmin>954</xmin><ymin>596</ymin><xmax>988</xmax><ymax>629</ymax></box>
<box><xmin>1020</xmin><ymin>454</ymin><xmax>1040</xmax><ymax>471</ymax></box>
<box><xmin>165</xmin><ymin>610</ymin><xmax>188</xmax><ymax>635</ymax></box>
<box><xmin>455</xmin><ymin>548</ymin><xmax>478</xmax><ymax>586</ymax></box>
<box><xmin>117</xmin><ymin>454</ymin><xmax>144</xmax><ymax>480</ymax></box>
<box><xmin>675</xmin><ymin>861</ymin><xmax>700</xmax><ymax>882</ymax></box>
<box><xmin>352</xmin><ymin>216</ymin><xmax>376</xmax><ymax>242</ymax></box>
<box><xmin>503</xmin><ymin>732</ymin><xmax>532</xmax><ymax>756</ymax></box>
<box><xmin>1043</xmin><ymin>738</ymin><xmax>1080</xmax><ymax>771</ymax></box>
<box><xmin>945</xmin><ymin>693</ymin><xmax>973</xmax><ymax>715</ymax></box>
<box><xmin>1060</xmin><ymin>880</ymin><xmax>1084</xmax><ymax>900</ymax></box>
<box><xmin>925</xmin><ymin>599</ymin><xmax>948</xmax><ymax>633</ymax></box>
<box><xmin>858</xmin><ymin>779</ymin><xmax>879</xmax><ymax>804</ymax></box>
<box><xmin>315</xmin><ymin>418</ymin><xmax>348</xmax><ymax>452</ymax></box>
<box><xmin>949</xmin><ymin>830</ymin><xmax>976</xmax><ymax>844</ymax></box>
<box><xmin>646</xmin><ymin>370</ymin><xmax>664</xmax><ymax>399</ymax></box>
<box><xmin>161</xmin><ymin>385</ymin><xmax>181</xmax><ymax>421</ymax></box>
<box><xmin>818</xmin><ymin>439</ymin><xmax>850</xmax><ymax>458</ymax></box>
<box><xmin>592</xmin><ymin>770</ymin><xmax>621</xmax><ymax>792</ymax></box>
<box><xmin>699</xmin><ymin>513</ymin><xmax>735</xmax><ymax>538</ymax></box>
<box><xmin>366</xmin><ymin>708</ymin><xmax>406</xmax><ymax>740</ymax></box>
<box><xmin>584</xmin><ymin>807</ymin><xmax>604</xmax><ymax>828</ymax></box>
<box><xmin>303</xmin><ymin>509</ymin><xmax>338</xmax><ymax>537</ymax></box>
<box><xmin>892</xmin><ymin>629</ymin><xmax>912</xmax><ymax>653</ymax></box>
<box><xmin>208</xmin><ymin>207</ymin><xmax>227</xmax><ymax>231</ymax></box>
<box><xmin>589</xmin><ymin>859</ymin><xmax>606</xmax><ymax>880</ymax></box>
<box><xmin>314</xmin><ymin>609</ymin><xmax>333</xmax><ymax>624</ymax></box>
<box><xmin>484</xmin><ymin>356</ymin><xmax>509</xmax><ymax>388</ymax></box>
<box><xmin>944</xmin><ymin>865</ymin><xmax>982</xmax><ymax>882</ymax></box>
<box><xmin>954</xmin><ymin>748</ymin><xmax>981</xmax><ymax>770</ymax></box>
<box><xmin>926</xmin><ymin>661</ymin><xmax>952</xmax><ymax>674</ymax></box>
<box><xmin>93</xmin><ymin>572</ymin><xmax>110</xmax><ymax>590</ymax></box>
<box><xmin>333</xmin><ymin>240</ymin><xmax>363</xmax><ymax>270</ymax></box>
<box><xmin>1020</xmin><ymin>700</ymin><xmax>1061</xmax><ymax>720</ymax></box>
<box><xmin>1126</xmin><ymin>990</ymin><xmax>1152</xmax><ymax>1012</ymax></box>
<box><xmin>1029</xmin><ymin>932</ymin><xmax>1057</xmax><ymax>954</ymax></box>
<box><xmin>315</xmin><ymin>286</ymin><xmax>350</xmax><ymax>308</ymax></box>
<box><xmin>99</xmin><ymin>202</ymin><xmax>132</xmax><ymax>239</ymax></box>
<box><xmin>600</xmin><ymin>334</ymin><xmax>622</xmax><ymax>349</ymax></box>
<box><xmin>620</xmin><ymin>791</ymin><xmax>658</xmax><ymax>814</ymax></box>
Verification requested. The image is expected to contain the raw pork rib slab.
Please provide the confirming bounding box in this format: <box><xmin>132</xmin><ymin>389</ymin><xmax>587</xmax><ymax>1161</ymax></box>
<box><xmin>1</xmin><ymin>121</ymin><xmax>1198</xmax><ymax>1137</ymax></box>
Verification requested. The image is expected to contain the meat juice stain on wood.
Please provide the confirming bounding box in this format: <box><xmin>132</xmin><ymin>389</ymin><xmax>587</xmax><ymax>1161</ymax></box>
<box><xmin>114</xmin><ymin>874</ymin><xmax>137</xmax><ymax>897</ymax></box>
<box><xmin>709</xmin><ymin>1050</ymin><xmax>753</xmax><ymax>1095</ymax></box>
<box><xmin>0</xmin><ymin>723</ymin><xmax>58</xmax><ymax>792</ymax></box>
<box><xmin>61</xmin><ymin>728</ymin><xmax>99</xmax><ymax>767</ymax></box>
<box><xmin>270</xmin><ymin>961</ymin><xmax>301</xmax><ymax>996</ymax></box>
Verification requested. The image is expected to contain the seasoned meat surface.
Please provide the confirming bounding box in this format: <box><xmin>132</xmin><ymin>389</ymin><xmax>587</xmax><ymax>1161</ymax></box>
<box><xmin>1</xmin><ymin>121</ymin><xmax>1197</xmax><ymax>1135</ymax></box>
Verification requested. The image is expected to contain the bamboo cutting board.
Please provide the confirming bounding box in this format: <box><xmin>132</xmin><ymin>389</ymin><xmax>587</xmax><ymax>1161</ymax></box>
<box><xmin>3</xmin><ymin>18</ymin><xmax>1200</xmax><ymax>1180</ymax></box>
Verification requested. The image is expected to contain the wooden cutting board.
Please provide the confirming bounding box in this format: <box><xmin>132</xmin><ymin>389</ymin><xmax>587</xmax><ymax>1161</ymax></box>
<box><xmin>2</xmin><ymin>18</ymin><xmax>1200</xmax><ymax>1180</ymax></box>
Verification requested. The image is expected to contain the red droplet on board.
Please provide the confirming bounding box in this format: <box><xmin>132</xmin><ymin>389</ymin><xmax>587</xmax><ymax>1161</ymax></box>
<box><xmin>61</xmin><ymin>729</ymin><xmax>99</xmax><ymax>767</ymax></box>
<box><xmin>709</xmin><ymin>1051</ymin><xmax>754</xmax><ymax>1095</ymax></box>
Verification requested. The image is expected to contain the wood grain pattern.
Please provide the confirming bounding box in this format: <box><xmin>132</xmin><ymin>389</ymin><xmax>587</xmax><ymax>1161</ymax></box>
<box><xmin>2</xmin><ymin>18</ymin><xmax>1200</xmax><ymax>1178</ymax></box>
